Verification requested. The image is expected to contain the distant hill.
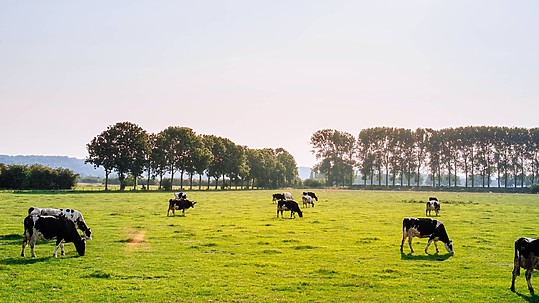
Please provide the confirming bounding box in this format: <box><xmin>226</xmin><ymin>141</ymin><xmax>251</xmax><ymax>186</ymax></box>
<box><xmin>0</xmin><ymin>155</ymin><xmax>104</xmax><ymax>177</ymax></box>
<box><xmin>1</xmin><ymin>155</ymin><xmax>312</xmax><ymax>180</ymax></box>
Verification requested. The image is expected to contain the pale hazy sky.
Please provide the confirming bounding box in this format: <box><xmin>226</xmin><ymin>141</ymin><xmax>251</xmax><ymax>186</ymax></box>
<box><xmin>1</xmin><ymin>1</ymin><xmax>538</xmax><ymax>167</ymax></box>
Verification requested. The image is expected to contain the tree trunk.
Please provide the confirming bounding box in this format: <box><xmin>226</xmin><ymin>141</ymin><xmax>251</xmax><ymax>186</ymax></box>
<box><xmin>104</xmin><ymin>171</ymin><xmax>110</xmax><ymax>191</ymax></box>
<box><xmin>180</xmin><ymin>169</ymin><xmax>184</xmax><ymax>190</ymax></box>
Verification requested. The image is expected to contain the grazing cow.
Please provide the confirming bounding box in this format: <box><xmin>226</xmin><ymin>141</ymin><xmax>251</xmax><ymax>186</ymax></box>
<box><xmin>272</xmin><ymin>193</ymin><xmax>286</xmax><ymax>203</ymax></box>
<box><xmin>174</xmin><ymin>192</ymin><xmax>187</xmax><ymax>200</ymax></box>
<box><xmin>425</xmin><ymin>199</ymin><xmax>440</xmax><ymax>216</ymax></box>
<box><xmin>168</xmin><ymin>199</ymin><xmax>197</xmax><ymax>216</ymax></box>
<box><xmin>277</xmin><ymin>200</ymin><xmax>303</xmax><ymax>218</ymax></box>
<box><xmin>303</xmin><ymin>191</ymin><xmax>318</xmax><ymax>201</ymax></box>
<box><xmin>283</xmin><ymin>192</ymin><xmax>293</xmax><ymax>200</ymax></box>
<box><xmin>511</xmin><ymin>237</ymin><xmax>539</xmax><ymax>295</ymax></box>
<box><xmin>21</xmin><ymin>215</ymin><xmax>86</xmax><ymax>258</ymax></box>
<box><xmin>302</xmin><ymin>194</ymin><xmax>314</xmax><ymax>208</ymax></box>
<box><xmin>400</xmin><ymin>217</ymin><xmax>454</xmax><ymax>254</ymax></box>
<box><xmin>28</xmin><ymin>207</ymin><xmax>92</xmax><ymax>239</ymax></box>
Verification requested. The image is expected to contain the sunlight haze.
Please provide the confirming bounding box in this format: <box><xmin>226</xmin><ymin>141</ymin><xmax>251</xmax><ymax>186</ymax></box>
<box><xmin>1</xmin><ymin>1</ymin><xmax>538</xmax><ymax>167</ymax></box>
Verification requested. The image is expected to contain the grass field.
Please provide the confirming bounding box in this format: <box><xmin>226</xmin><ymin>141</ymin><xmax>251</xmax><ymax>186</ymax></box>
<box><xmin>0</xmin><ymin>189</ymin><xmax>538</xmax><ymax>302</ymax></box>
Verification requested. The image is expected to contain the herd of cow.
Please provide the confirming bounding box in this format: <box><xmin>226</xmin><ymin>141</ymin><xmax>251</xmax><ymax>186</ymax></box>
<box><xmin>19</xmin><ymin>193</ymin><xmax>539</xmax><ymax>296</ymax></box>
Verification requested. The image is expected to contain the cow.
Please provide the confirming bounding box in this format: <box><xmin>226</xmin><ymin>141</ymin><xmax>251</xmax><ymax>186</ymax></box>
<box><xmin>272</xmin><ymin>193</ymin><xmax>285</xmax><ymax>203</ymax></box>
<box><xmin>283</xmin><ymin>192</ymin><xmax>293</xmax><ymax>200</ymax></box>
<box><xmin>400</xmin><ymin>217</ymin><xmax>454</xmax><ymax>254</ymax></box>
<box><xmin>277</xmin><ymin>200</ymin><xmax>303</xmax><ymax>218</ymax></box>
<box><xmin>511</xmin><ymin>237</ymin><xmax>539</xmax><ymax>295</ymax></box>
<box><xmin>303</xmin><ymin>191</ymin><xmax>318</xmax><ymax>201</ymax></box>
<box><xmin>302</xmin><ymin>194</ymin><xmax>314</xmax><ymax>208</ymax></box>
<box><xmin>426</xmin><ymin>199</ymin><xmax>440</xmax><ymax>216</ymax></box>
<box><xmin>174</xmin><ymin>192</ymin><xmax>187</xmax><ymax>200</ymax></box>
<box><xmin>21</xmin><ymin>215</ymin><xmax>86</xmax><ymax>258</ymax></box>
<box><xmin>168</xmin><ymin>199</ymin><xmax>197</xmax><ymax>216</ymax></box>
<box><xmin>28</xmin><ymin>207</ymin><xmax>92</xmax><ymax>239</ymax></box>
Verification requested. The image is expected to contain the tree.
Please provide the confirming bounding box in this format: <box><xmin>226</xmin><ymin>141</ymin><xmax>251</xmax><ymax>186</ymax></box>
<box><xmin>86</xmin><ymin>121</ymin><xmax>148</xmax><ymax>191</ymax></box>
<box><xmin>275</xmin><ymin>148</ymin><xmax>299</xmax><ymax>187</ymax></box>
<box><xmin>310</xmin><ymin>129</ymin><xmax>356</xmax><ymax>186</ymax></box>
<box><xmin>86</xmin><ymin>135</ymin><xmax>115</xmax><ymax>190</ymax></box>
<box><xmin>202</xmin><ymin>135</ymin><xmax>227</xmax><ymax>189</ymax></box>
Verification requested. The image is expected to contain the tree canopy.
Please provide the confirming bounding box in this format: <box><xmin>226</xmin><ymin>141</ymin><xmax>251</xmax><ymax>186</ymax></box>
<box><xmin>86</xmin><ymin>122</ymin><xmax>299</xmax><ymax>190</ymax></box>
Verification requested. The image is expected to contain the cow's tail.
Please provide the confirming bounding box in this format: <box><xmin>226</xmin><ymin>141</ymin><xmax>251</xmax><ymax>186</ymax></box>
<box><xmin>514</xmin><ymin>239</ymin><xmax>522</xmax><ymax>276</ymax></box>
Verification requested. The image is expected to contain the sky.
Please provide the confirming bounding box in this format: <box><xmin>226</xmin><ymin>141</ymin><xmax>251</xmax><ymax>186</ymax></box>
<box><xmin>1</xmin><ymin>1</ymin><xmax>538</xmax><ymax>168</ymax></box>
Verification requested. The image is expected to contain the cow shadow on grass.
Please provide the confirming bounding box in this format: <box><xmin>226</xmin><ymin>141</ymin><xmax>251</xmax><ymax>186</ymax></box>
<box><xmin>400</xmin><ymin>252</ymin><xmax>453</xmax><ymax>261</ymax></box>
<box><xmin>0</xmin><ymin>234</ymin><xmax>24</xmax><ymax>244</ymax></box>
<box><xmin>0</xmin><ymin>256</ymin><xmax>54</xmax><ymax>265</ymax></box>
<box><xmin>514</xmin><ymin>291</ymin><xmax>539</xmax><ymax>303</ymax></box>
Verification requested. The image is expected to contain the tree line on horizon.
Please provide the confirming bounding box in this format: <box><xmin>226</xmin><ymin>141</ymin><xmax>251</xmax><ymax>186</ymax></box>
<box><xmin>311</xmin><ymin>126</ymin><xmax>539</xmax><ymax>188</ymax></box>
<box><xmin>0</xmin><ymin>163</ymin><xmax>78</xmax><ymax>190</ymax></box>
<box><xmin>85</xmin><ymin>121</ymin><xmax>299</xmax><ymax>190</ymax></box>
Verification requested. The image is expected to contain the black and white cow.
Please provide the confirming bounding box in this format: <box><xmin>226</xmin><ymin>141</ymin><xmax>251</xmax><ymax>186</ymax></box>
<box><xmin>174</xmin><ymin>192</ymin><xmax>187</xmax><ymax>200</ymax></box>
<box><xmin>21</xmin><ymin>215</ymin><xmax>86</xmax><ymax>258</ymax></box>
<box><xmin>400</xmin><ymin>217</ymin><xmax>454</xmax><ymax>254</ymax></box>
<box><xmin>272</xmin><ymin>193</ymin><xmax>285</xmax><ymax>203</ymax></box>
<box><xmin>28</xmin><ymin>207</ymin><xmax>92</xmax><ymax>239</ymax></box>
<box><xmin>302</xmin><ymin>194</ymin><xmax>314</xmax><ymax>208</ymax></box>
<box><xmin>168</xmin><ymin>199</ymin><xmax>197</xmax><ymax>216</ymax></box>
<box><xmin>303</xmin><ymin>191</ymin><xmax>318</xmax><ymax>201</ymax></box>
<box><xmin>425</xmin><ymin>199</ymin><xmax>440</xmax><ymax>216</ymax></box>
<box><xmin>511</xmin><ymin>237</ymin><xmax>539</xmax><ymax>295</ymax></box>
<box><xmin>277</xmin><ymin>200</ymin><xmax>303</xmax><ymax>218</ymax></box>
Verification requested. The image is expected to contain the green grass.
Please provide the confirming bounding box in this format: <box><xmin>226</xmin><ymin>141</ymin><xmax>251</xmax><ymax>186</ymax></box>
<box><xmin>0</xmin><ymin>190</ymin><xmax>538</xmax><ymax>302</ymax></box>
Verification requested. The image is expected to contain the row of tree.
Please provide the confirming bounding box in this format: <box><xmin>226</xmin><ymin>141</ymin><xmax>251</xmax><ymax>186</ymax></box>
<box><xmin>311</xmin><ymin>126</ymin><xmax>539</xmax><ymax>188</ymax></box>
<box><xmin>0</xmin><ymin>164</ymin><xmax>78</xmax><ymax>190</ymax></box>
<box><xmin>85</xmin><ymin>122</ymin><xmax>299</xmax><ymax>190</ymax></box>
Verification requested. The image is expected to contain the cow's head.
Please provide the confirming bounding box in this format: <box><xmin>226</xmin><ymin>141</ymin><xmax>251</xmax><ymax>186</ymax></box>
<box><xmin>74</xmin><ymin>238</ymin><xmax>86</xmax><ymax>256</ymax></box>
<box><xmin>444</xmin><ymin>240</ymin><xmax>454</xmax><ymax>254</ymax></box>
<box><xmin>191</xmin><ymin>201</ymin><xmax>197</xmax><ymax>208</ymax></box>
<box><xmin>84</xmin><ymin>228</ymin><xmax>93</xmax><ymax>240</ymax></box>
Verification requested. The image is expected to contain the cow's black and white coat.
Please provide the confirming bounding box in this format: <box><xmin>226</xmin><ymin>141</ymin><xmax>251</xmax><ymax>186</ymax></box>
<box><xmin>272</xmin><ymin>192</ymin><xmax>293</xmax><ymax>203</ymax></box>
<box><xmin>21</xmin><ymin>215</ymin><xmax>86</xmax><ymax>258</ymax></box>
<box><xmin>400</xmin><ymin>217</ymin><xmax>454</xmax><ymax>254</ymax></box>
<box><xmin>272</xmin><ymin>193</ymin><xmax>285</xmax><ymax>203</ymax></box>
<box><xmin>303</xmin><ymin>191</ymin><xmax>318</xmax><ymax>201</ymax></box>
<box><xmin>425</xmin><ymin>199</ymin><xmax>440</xmax><ymax>216</ymax></box>
<box><xmin>168</xmin><ymin>199</ymin><xmax>197</xmax><ymax>216</ymax></box>
<box><xmin>511</xmin><ymin>237</ymin><xmax>539</xmax><ymax>295</ymax></box>
<box><xmin>302</xmin><ymin>194</ymin><xmax>314</xmax><ymax>208</ymax></box>
<box><xmin>28</xmin><ymin>207</ymin><xmax>92</xmax><ymax>239</ymax></box>
<box><xmin>277</xmin><ymin>200</ymin><xmax>303</xmax><ymax>218</ymax></box>
<box><xmin>174</xmin><ymin>192</ymin><xmax>187</xmax><ymax>200</ymax></box>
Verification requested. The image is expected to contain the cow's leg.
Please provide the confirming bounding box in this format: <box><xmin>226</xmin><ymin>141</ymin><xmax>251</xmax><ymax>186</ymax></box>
<box><xmin>525</xmin><ymin>268</ymin><xmax>534</xmax><ymax>295</ymax></box>
<box><xmin>60</xmin><ymin>242</ymin><xmax>65</xmax><ymax>256</ymax></box>
<box><xmin>408</xmin><ymin>236</ymin><xmax>414</xmax><ymax>254</ymax></box>
<box><xmin>433</xmin><ymin>240</ymin><xmax>439</xmax><ymax>253</ymax></box>
<box><xmin>511</xmin><ymin>261</ymin><xmax>520</xmax><ymax>292</ymax></box>
<box><xmin>21</xmin><ymin>237</ymin><xmax>28</xmax><ymax>257</ymax></box>
<box><xmin>425</xmin><ymin>239</ymin><xmax>433</xmax><ymax>254</ymax></box>
<box><xmin>30</xmin><ymin>240</ymin><xmax>37</xmax><ymax>258</ymax></box>
<box><xmin>53</xmin><ymin>239</ymin><xmax>63</xmax><ymax>258</ymax></box>
<box><xmin>400</xmin><ymin>234</ymin><xmax>406</xmax><ymax>253</ymax></box>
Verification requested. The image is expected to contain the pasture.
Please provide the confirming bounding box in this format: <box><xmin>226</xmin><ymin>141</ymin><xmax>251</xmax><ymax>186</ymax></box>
<box><xmin>0</xmin><ymin>190</ymin><xmax>538</xmax><ymax>302</ymax></box>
